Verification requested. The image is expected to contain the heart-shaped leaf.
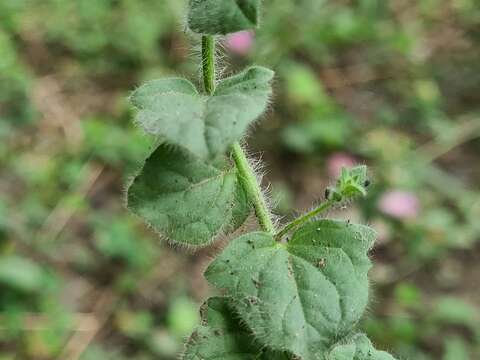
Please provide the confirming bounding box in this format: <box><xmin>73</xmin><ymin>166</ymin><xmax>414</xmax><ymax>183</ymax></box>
<box><xmin>205</xmin><ymin>220</ymin><xmax>376</xmax><ymax>359</ymax></box>
<box><xmin>130</xmin><ymin>67</ymin><xmax>273</xmax><ymax>160</ymax></box>
<box><xmin>127</xmin><ymin>143</ymin><xmax>248</xmax><ymax>246</ymax></box>
<box><xmin>328</xmin><ymin>334</ymin><xmax>397</xmax><ymax>360</ymax></box>
<box><xmin>188</xmin><ymin>0</ymin><xmax>261</xmax><ymax>35</ymax></box>
<box><xmin>183</xmin><ymin>297</ymin><xmax>290</xmax><ymax>360</ymax></box>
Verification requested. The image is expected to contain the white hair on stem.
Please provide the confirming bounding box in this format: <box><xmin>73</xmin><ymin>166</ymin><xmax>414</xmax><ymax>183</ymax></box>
<box><xmin>235</xmin><ymin>139</ymin><xmax>280</xmax><ymax>231</ymax></box>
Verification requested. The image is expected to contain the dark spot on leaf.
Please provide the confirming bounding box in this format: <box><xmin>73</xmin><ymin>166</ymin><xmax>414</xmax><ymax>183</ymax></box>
<box><xmin>245</xmin><ymin>296</ymin><xmax>259</xmax><ymax>306</ymax></box>
<box><xmin>317</xmin><ymin>258</ymin><xmax>326</xmax><ymax>268</ymax></box>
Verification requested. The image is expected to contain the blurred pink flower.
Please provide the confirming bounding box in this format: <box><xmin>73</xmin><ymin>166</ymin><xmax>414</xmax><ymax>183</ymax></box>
<box><xmin>378</xmin><ymin>190</ymin><xmax>420</xmax><ymax>220</ymax></box>
<box><xmin>326</xmin><ymin>152</ymin><xmax>356</xmax><ymax>178</ymax></box>
<box><xmin>225</xmin><ymin>31</ymin><xmax>254</xmax><ymax>55</ymax></box>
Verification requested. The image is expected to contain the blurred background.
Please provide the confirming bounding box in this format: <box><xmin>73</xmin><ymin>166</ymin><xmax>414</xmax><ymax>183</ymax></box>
<box><xmin>1</xmin><ymin>0</ymin><xmax>480</xmax><ymax>359</ymax></box>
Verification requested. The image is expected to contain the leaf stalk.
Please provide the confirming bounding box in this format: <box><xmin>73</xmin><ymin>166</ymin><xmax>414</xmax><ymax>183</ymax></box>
<box><xmin>275</xmin><ymin>200</ymin><xmax>334</xmax><ymax>240</ymax></box>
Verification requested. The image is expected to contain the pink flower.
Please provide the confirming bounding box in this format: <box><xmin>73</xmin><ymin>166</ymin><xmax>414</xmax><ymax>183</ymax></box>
<box><xmin>378</xmin><ymin>190</ymin><xmax>420</xmax><ymax>220</ymax></box>
<box><xmin>326</xmin><ymin>152</ymin><xmax>356</xmax><ymax>178</ymax></box>
<box><xmin>225</xmin><ymin>31</ymin><xmax>254</xmax><ymax>56</ymax></box>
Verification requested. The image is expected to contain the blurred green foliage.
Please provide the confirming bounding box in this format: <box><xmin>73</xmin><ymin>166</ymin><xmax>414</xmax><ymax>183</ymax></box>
<box><xmin>0</xmin><ymin>0</ymin><xmax>479</xmax><ymax>359</ymax></box>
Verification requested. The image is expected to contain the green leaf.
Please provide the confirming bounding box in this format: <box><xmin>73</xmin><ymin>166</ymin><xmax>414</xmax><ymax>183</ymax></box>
<box><xmin>130</xmin><ymin>78</ymin><xmax>206</xmax><ymax>156</ymax></box>
<box><xmin>182</xmin><ymin>297</ymin><xmax>290</xmax><ymax>360</ymax></box>
<box><xmin>228</xmin><ymin>181</ymin><xmax>251</xmax><ymax>231</ymax></box>
<box><xmin>328</xmin><ymin>334</ymin><xmax>397</xmax><ymax>360</ymax></box>
<box><xmin>130</xmin><ymin>78</ymin><xmax>199</xmax><ymax>109</ymax></box>
<box><xmin>188</xmin><ymin>0</ymin><xmax>261</xmax><ymax>35</ymax></box>
<box><xmin>205</xmin><ymin>220</ymin><xmax>376</xmax><ymax>359</ymax></box>
<box><xmin>130</xmin><ymin>67</ymin><xmax>273</xmax><ymax>160</ymax></box>
<box><xmin>0</xmin><ymin>256</ymin><xmax>44</xmax><ymax>293</ymax></box>
<box><xmin>127</xmin><ymin>143</ymin><xmax>243</xmax><ymax>246</ymax></box>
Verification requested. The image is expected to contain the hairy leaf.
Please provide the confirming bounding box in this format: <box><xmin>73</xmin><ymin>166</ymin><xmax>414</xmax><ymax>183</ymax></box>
<box><xmin>130</xmin><ymin>78</ymin><xmax>199</xmax><ymax>109</ymax></box>
<box><xmin>205</xmin><ymin>220</ymin><xmax>376</xmax><ymax>359</ymax></box>
<box><xmin>183</xmin><ymin>297</ymin><xmax>290</xmax><ymax>360</ymax></box>
<box><xmin>228</xmin><ymin>181</ymin><xmax>251</xmax><ymax>231</ymax></box>
<box><xmin>130</xmin><ymin>67</ymin><xmax>273</xmax><ymax>160</ymax></box>
<box><xmin>328</xmin><ymin>334</ymin><xmax>397</xmax><ymax>360</ymax></box>
<box><xmin>188</xmin><ymin>0</ymin><xmax>261</xmax><ymax>35</ymax></box>
<box><xmin>127</xmin><ymin>144</ymin><xmax>244</xmax><ymax>246</ymax></box>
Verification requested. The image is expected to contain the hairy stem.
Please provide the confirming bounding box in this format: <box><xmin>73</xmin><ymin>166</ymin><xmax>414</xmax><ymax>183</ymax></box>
<box><xmin>232</xmin><ymin>143</ymin><xmax>275</xmax><ymax>234</ymax></box>
<box><xmin>275</xmin><ymin>200</ymin><xmax>334</xmax><ymax>240</ymax></box>
<box><xmin>202</xmin><ymin>35</ymin><xmax>216</xmax><ymax>94</ymax></box>
<box><xmin>201</xmin><ymin>35</ymin><xmax>275</xmax><ymax>235</ymax></box>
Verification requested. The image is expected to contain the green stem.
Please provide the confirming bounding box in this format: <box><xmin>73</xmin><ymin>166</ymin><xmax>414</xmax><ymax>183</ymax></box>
<box><xmin>232</xmin><ymin>143</ymin><xmax>275</xmax><ymax>235</ymax></box>
<box><xmin>275</xmin><ymin>200</ymin><xmax>334</xmax><ymax>240</ymax></box>
<box><xmin>201</xmin><ymin>35</ymin><xmax>275</xmax><ymax>235</ymax></box>
<box><xmin>201</xmin><ymin>35</ymin><xmax>216</xmax><ymax>94</ymax></box>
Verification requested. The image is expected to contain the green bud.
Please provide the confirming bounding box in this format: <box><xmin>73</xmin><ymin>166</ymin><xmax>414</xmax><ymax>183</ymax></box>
<box><xmin>337</xmin><ymin>166</ymin><xmax>369</xmax><ymax>199</ymax></box>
